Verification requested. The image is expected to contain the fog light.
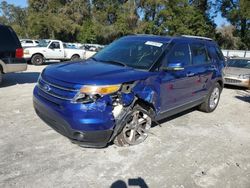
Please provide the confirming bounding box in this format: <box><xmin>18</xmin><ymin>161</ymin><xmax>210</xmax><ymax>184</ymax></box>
<box><xmin>74</xmin><ymin>132</ymin><xmax>85</xmax><ymax>141</ymax></box>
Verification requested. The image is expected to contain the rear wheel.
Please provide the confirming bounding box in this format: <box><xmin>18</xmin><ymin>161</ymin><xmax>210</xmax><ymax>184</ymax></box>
<box><xmin>199</xmin><ymin>82</ymin><xmax>222</xmax><ymax>113</ymax></box>
<box><xmin>31</xmin><ymin>54</ymin><xmax>44</xmax><ymax>65</ymax></box>
<box><xmin>71</xmin><ymin>54</ymin><xmax>80</xmax><ymax>61</ymax></box>
<box><xmin>114</xmin><ymin>105</ymin><xmax>153</xmax><ymax>147</ymax></box>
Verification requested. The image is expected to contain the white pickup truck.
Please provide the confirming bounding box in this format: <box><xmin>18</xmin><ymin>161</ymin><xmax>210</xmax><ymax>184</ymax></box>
<box><xmin>23</xmin><ymin>40</ymin><xmax>86</xmax><ymax>65</ymax></box>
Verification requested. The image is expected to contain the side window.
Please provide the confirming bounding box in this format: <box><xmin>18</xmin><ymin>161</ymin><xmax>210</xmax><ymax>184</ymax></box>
<box><xmin>207</xmin><ymin>46</ymin><xmax>219</xmax><ymax>61</ymax></box>
<box><xmin>26</xmin><ymin>40</ymin><xmax>33</xmax><ymax>44</ymax></box>
<box><xmin>190</xmin><ymin>43</ymin><xmax>209</xmax><ymax>65</ymax></box>
<box><xmin>215</xmin><ymin>47</ymin><xmax>224</xmax><ymax>61</ymax></box>
<box><xmin>49</xmin><ymin>42</ymin><xmax>60</xmax><ymax>49</ymax></box>
<box><xmin>167</xmin><ymin>44</ymin><xmax>190</xmax><ymax>66</ymax></box>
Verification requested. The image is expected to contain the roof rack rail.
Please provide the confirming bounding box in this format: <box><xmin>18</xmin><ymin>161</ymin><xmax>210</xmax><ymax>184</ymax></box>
<box><xmin>181</xmin><ymin>35</ymin><xmax>213</xmax><ymax>41</ymax></box>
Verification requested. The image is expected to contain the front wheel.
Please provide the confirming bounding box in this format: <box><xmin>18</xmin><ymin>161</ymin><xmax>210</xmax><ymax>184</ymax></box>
<box><xmin>114</xmin><ymin>105</ymin><xmax>153</xmax><ymax>147</ymax></box>
<box><xmin>199</xmin><ymin>82</ymin><xmax>222</xmax><ymax>113</ymax></box>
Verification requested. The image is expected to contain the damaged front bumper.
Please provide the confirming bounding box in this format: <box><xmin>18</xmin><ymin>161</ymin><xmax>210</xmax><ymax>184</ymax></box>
<box><xmin>33</xmin><ymin>86</ymin><xmax>119</xmax><ymax>148</ymax></box>
<box><xmin>33</xmin><ymin>78</ymin><xmax>157</xmax><ymax>147</ymax></box>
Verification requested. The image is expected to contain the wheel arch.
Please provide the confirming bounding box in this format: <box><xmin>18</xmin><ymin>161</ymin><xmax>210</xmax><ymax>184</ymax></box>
<box><xmin>31</xmin><ymin>53</ymin><xmax>44</xmax><ymax>59</ymax></box>
<box><xmin>217</xmin><ymin>79</ymin><xmax>224</xmax><ymax>89</ymax></box>
<box><xmin>133</xmin><ymin>98</ymin><xmax>156</xmax><ymax>117</ymax></box>
<box><xmin>71</xmin><ymin>54</ymin><xmax>80</xmax><ymax>59</ymax></box>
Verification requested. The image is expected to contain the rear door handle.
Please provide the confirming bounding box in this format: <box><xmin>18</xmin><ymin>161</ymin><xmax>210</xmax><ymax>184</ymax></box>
<box><xmin>186</xmin><ymin>72</ymin><xmax>195</xmax><ymax>77</ymax></box>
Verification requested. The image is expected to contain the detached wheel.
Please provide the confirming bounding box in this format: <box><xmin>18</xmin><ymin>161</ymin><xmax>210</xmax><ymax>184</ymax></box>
<box><xmin>31</xmin><ymin>54</ymin><xmax>44</xmax><ymax>65</ymax></box>
<box><xmin>70</xmin><ymin>54</ymin><xmax>80</xmax><ymax>61</ymax></box>
<box><xmin>114</xmin><ymin>105</ymin><xmax>153</xmax><ymax>147</ymax></box>
<box><xmin>199</xmin><ymin>82</ymin><xmax>222</xmax><ymax>113</ymax></box>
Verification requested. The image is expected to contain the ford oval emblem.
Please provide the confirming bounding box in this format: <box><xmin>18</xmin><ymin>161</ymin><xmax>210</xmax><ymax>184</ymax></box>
<box><xmin>43</xmin><ymin>84</ymin><xmax>51</xmax><ymax>92</ymax></box>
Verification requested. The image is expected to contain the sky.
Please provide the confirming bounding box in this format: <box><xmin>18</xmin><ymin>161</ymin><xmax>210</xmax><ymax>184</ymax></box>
<box><xmin>4</xmin><ymin>0</ymin><xmax>229</xmax><ymax>27</ymax></box>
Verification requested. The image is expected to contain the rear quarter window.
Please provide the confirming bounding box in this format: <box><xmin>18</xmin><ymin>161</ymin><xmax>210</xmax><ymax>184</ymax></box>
<box><xmin>0</xmin><ymin>25</ymin><xmax>21</xmax><ymax>51</ymax></box>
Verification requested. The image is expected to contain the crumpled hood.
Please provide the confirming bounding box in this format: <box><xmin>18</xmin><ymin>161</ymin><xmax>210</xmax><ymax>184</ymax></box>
<box><xmin>224</xmin><ymin>67</ymin><xmax>250</xmax><ymax>76</ymax></box>
<box><xmin>42</xmin><ymin>59</ymin><xmax>154</xmax><ymax>85</ymax></box>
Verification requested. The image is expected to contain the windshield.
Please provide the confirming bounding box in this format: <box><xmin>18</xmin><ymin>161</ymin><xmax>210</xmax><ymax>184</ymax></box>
<box><xmin>227</xmin><ymin>59</ymin><xmax>250</xmax><ymax>69</ymax></box>
<box><xmin>38</xmin><ymin>40</ymin><xmax>50</xmax><ymax>47</ymax></box>
<box><xmin>94</xmin><ymin>38</ymin><xmax>167</xmax><ymax>69</ymax></box>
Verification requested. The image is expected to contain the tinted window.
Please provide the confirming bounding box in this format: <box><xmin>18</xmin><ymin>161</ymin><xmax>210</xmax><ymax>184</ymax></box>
<box><xmin>167</xmin><ymin>44</ymin><xmax>190</xmax><ymax>66</ymax></box>
<box><xmin>215</xmin><ymin>47</ymin><xmax>224</xmax><ymax>61</ymax></box>
<box><xmin>191</xmin><ymin>44</ymin><xmax>209</xmax><ymax>65</ymax></box>
<box><xmin>0</xmin><ymin>25</ymin><xmax>20</xmax><ymax>51</ymax></box>
<box><xmin>26</xmin><ymin>40</ymin><xmax>33</xmax><ymax>44</ymax></box>
<box><xmin>207</xmin><ymin>46</ymin><xmax>219</xmax><ymax>61</ymax></box>
<box><xmin>50</xmin><ymin>42</ymin><xmax>60</xmax><ymax>49</ymax></box>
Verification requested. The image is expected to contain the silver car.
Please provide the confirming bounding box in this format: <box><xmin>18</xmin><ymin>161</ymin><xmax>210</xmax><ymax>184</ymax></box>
<box><xmin>224</xmin><ymin>58</ymin><xmax>250</xmax><ymax>89</ymax></box>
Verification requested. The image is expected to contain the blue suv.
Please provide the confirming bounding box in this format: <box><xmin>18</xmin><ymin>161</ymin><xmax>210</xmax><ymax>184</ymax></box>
<box><xmin>33</xmin><ymin>35</ymin><xmax>225</xmax><ymax>147</ymax></box>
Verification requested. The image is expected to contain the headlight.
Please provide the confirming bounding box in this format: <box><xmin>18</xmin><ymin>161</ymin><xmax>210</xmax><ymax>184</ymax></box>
<box><xmin>239</xmin><ymin>74</ymin><xmax>250</xmax><ymax>79</ymax></box>
<box><xmin>24</xmin><ymin>49</ymin><xmax>29</xmax><ymax>54</ymax></box>
<box><xmin>80</xmin><ymin>85</ymin><xmax>121</xmax><ymax>95</ymax></box>
<box><xmin>72</xmin><ymin>84</ymin><xmax>121</xmax><ymax>103</ymax></box>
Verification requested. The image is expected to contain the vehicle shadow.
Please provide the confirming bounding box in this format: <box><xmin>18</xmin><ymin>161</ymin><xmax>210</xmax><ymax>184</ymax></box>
<box><xmin>235</xmin><ymin>95</ymin><xmax>250</xmax><ymax>103</ymax></box>
<box><xmin>1</xmin><ymin>72</ymin><xmax>40</xmax><ymax>87</ymax></box>
<box><xmin>235</xmin><ymin>90</ymin><xmax>250</xmax><ymax>103</ymax></box>
<box><xmin>28</xmin><ymin>60</ymin><xmax>60</xmax><ymax>66</ymax></box>
<box><xmin>224</xmin><ymin>85</ymin><xmax>249</xmax><ymax>91</ymax></box>
<box><xmin>111</xmin><ymin>177</ymin><xmax>148</xmax><ymax>188</ymax></box>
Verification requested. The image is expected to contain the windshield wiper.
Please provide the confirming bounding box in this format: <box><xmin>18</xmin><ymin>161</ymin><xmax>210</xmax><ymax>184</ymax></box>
<box><xmin>99</xmin><ymin>59</ymin><xmax>127</xmax><ymax>67</ymax></box>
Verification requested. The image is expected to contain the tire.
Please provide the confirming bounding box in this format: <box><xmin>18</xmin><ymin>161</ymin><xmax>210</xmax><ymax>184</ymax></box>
<box><xmin>114</xmin><ymin>104</ymin><xmax>153</xmax><ymax>147</ymax></box>
<box><xmin>70</xmin><ymin>54</ymin><xmax>80</xmax><ymax>61</ymax></box>
<box><xmin>31</xmin><ymin>54</ymin><xmax>44</xmax><ymax>65</ymax></box>
<box><xmin>199</xmin><ymin>82</ymin><xmax>222</xmax><ymax>113</ymax></box>
<box><xmin>0</xmin><ymin>70</ymin><xmax>3</xmax><ymax>85</ymax></box>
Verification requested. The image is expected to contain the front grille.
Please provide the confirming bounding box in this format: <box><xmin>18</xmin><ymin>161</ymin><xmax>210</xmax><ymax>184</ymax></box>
<box><xmin>38</xmin><ymin>77</ymin><xmax>78</xmax><ymax>101</ymax></box>
<box><xmin>225</xmin><ymin>78</ymin><xmax>241</xmax><ymax>84</ymax></box>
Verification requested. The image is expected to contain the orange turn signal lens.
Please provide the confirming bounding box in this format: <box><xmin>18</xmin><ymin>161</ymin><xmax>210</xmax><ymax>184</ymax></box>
<box><xmin>80</xmin><ymin>85</ymin><xmax>121</xmax><ymax>95</ymax></box>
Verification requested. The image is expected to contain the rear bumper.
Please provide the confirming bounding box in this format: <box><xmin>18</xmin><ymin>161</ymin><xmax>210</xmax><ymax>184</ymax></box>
<box><xmin>4</xmin><ymin>63</ymin><xmax>27</xmax><ymax>73</ymax></box>
<box><xmin>0</xmin><ymin>58</ymin><xmax>27</xmax><ymax>73</ymax></box>
<box><xmin>33</xmin><ymin>87</ymin><xmax>114</xmax><ymax>148</ymax></box>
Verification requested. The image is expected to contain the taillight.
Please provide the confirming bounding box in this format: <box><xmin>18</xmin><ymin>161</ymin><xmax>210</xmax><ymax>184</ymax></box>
<box><xmin>15</xmin><ymin>48</ymin><xmax>24</xmax><ymax>58</ymax></box>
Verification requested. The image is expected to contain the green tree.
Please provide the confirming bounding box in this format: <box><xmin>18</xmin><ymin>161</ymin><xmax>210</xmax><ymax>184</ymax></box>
<box><xmin>219</xmin><ymin>0</ymin><xmax>250</xmax><ymax>49</ymax></box>
<box><xmin>0</xmin><ymin>1</ymin><xmax>28</xmax><ymax>38</ymax></box>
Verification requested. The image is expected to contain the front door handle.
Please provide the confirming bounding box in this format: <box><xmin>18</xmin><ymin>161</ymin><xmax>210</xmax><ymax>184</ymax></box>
<box><xmin>186</xmin><ymin>72</ymin><xmax>195</xmax><ymax>77</ymax></box>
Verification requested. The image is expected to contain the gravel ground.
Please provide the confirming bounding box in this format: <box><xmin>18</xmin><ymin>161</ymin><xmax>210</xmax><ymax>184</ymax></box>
<box><xmin>0</xmin><ymin>64</ymin><xmax>250</xmax><ymax>188</ymax></box>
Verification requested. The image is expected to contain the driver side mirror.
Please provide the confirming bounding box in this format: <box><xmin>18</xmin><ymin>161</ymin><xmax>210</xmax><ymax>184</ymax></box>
<box><xmin>161</xmin><ymin>61</ymin><xmax>185</xmax><ymax>71</ymax></box>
